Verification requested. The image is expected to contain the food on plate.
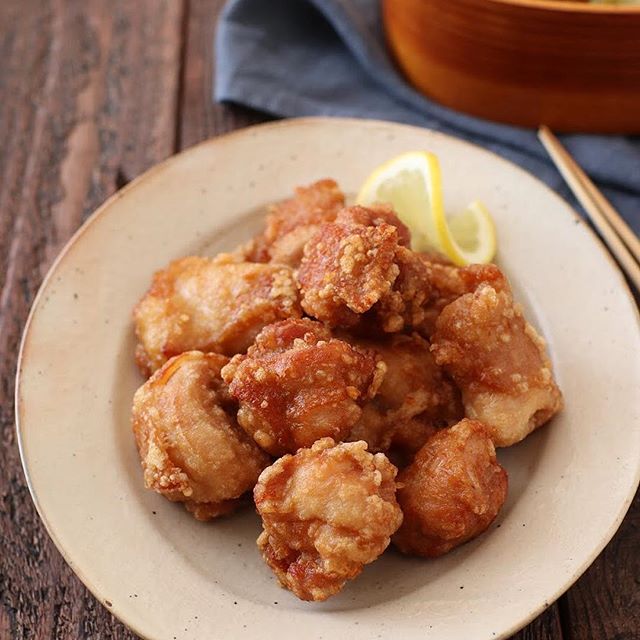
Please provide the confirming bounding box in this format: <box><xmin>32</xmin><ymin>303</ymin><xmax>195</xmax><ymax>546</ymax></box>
<box><xmin>131</xmin><ymin>351</ymin><xmax>270</xmax><ymax>520</ymax></box>
<box><xmin>244</xmin><ymin>178</ymin><xmax>345</xmax><ymax>266</ymax></box>
<box><xmin>336</xmin><ymin>203</ymin><xmax>412</xmax><ymax>247</ymax></box>
<box><xmin>130</xmin><ymin>165</ymin><xmax>563</xmax><ymax>602</ymax></box>
<box><xmin>297</xmin><ymin>214</ymin><xmax>402</xmax><ymax>327</ymax></box>
<box><xmin>356</xmin><ymin>150</ymin><xmax>497</xmax><ymax>265</ymax></box>
<box><xmin>133</xmin><ymin>254</ymin><xmax>301</xmax><ymax>376</ymax></box>
<box><xmin>431</xmin><ymin>284</ymin><xmax>563</xmax><ymax>447</ymax></box>
<box><xmin>297</xmin><ymin>207</ymin><xmax>436</xmax><ymax>334</ymax></box>
<box><xmin>370</xmin><ymin>333</ymin><xmax>459</xmax><ymax>425</ymax></box>
<box><xmin>372</xmin><ymin>245</ymin><xmax>432</xmax><ymax>333</ymax></box>
<box><xmin>346</xmin><ymin>333</ymin><xmax>462</xmax><ymax>454</ymax></box>
<box><xmin>221</xmin><ymin>318</ymin><xmax>385</xmax><ymax>456</ymax></box>
<box><xmin>418</xmin><ymin>261</ymin><xmax>508</xmax><ymax>337</ymax></box>
<box><xmin>393</xmin><ymin>419</ymin><xmax>508</xmax><ymax>557</ymax></box>
<box><xmin>254</xmin><ymin>438</ymin><xmax>403</xmax><ymax>601</ymax></box>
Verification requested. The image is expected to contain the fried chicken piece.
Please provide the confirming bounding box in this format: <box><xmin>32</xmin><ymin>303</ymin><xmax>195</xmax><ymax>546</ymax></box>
<box><xmin>393</xmin><ymin>419</ymin><xmax>508</xmax><ymax>557</ymax></box>
<box><xmin>298</xmin><ymin>210</ymin><xmax>435</xmax><ymax>333</ymax></box>
<box><xmin>254</xmin><ymin>438</ymin><xmax>403</xmax><ymax>601</ymax></box>
<box><xmin>243</xmin><ymin>179</ymin><xmax>345</xmax><ymax>263</ymax></box>
<box><xmin>336</xmin><ymin>204</ymin><xmax>411</xmax><ymax>247</ymax></box>
<box><xmin>390</xmin><ymin>417</ymin><xmax>440</xmax><ymax>463</ymax></box>
<box><xmin>431</xmin><ymin>284</ymin><xmax>563</xmax><ymax>447</ymax></box>
<box><xmin>419</xmin><ymin>261</ymin><xmax>509</xmax><ymax>337</ymax></box>
<box><xmin>372</xmin><ymin>246</ymin><xmax>432</xmax><ymax>333</ymax></box>
<box><xmin>373</xmin><ymin>334</ymin><xmax>459</xmax><ymax>421</ymax></box>
<box><xmin>346</xmin><ymin>333</ymin><xmax>462</xmax><ymax>455</ymax></box>
<box><xmin>348</xmin><ymin>410</ymin><xmax>440</xmax><ymax>469</ymax></box>
<box><xmin>221</xmin><ymin>319</ymin><xmax>385</xmax><ymax>456</ymax></box>
<box><xmin>297</xmin><ymin>220</ymin><xmax>401</xmax><ymax>327</ymax></box>
<box><xmin>256</xmin><ymin>202</ymin><xmax>411</xmax><ymax>269</ymax></box>
<box><xmin>133</xmin><ymin>255</ymin><xmax>301</xmax><ymax>376</ymax></box>
<box><xmin>346</xmin><ymin>402</ymin><xmax>393</xmax><ymax>453</ymax></box>
<box><xmin>131</xmin><ymin>351</ymin><xmax>270</xmax><ymax>520</ymax></box>
<box><xmin>267</xmin><ymin>224</ymin><xmax>320</xmax><ymax>267</ymax></box>
<box><xmin>419</xmin><ymin>250</ymin><xmax>455</xmax><ymax>266</ymax></box>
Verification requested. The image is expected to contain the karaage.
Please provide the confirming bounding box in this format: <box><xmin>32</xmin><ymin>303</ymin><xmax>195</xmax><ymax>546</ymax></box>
<box><xmin>336</xmin><ymin>204</ymin><xmax>411</xmax><ymax>247</ymax></box>
<box><xmin>133</xmin><ymin>255</ymin><xmax>301</xmax><ymax>376</ymax></box>
<box><xmin>431</xmin><ymin>284</ymin><xmax>563</xmax><ymax>446</ymax></box>
<box><xmin>346</xmin><ymin>333</ymin><xmax>462</xmax><ymax>454</ymax></box>
<box><xmin>393</xmin><ymin>419</ymin><xmax>508</xmax><ymax>557</ymax></box>
<box><xmin>297</xmin><ymin>219</ymin><xmax>401</xmax><ymax>327</ymax></box>
<box><xmin>267</xmin><ymin>225</ymin><xmax>320</xmax><ymax>268</ymax></box>
<box><xmin>419</xmin><ymin>260</ymin><xmax>508</xmax><ymax>337</ymax></box>
<box><xmin>254</xmin><ymin>438</ymin><xmax>403</xmax><ymax>601</ymax></box>
<box><xmin>372</xmin><ymin>246</ymin><xmax>432</xmax><ymax>333</ymax></box>
<box><xmin>131</xmin><ymin>351</ymin><xmax>270</xmax><ymax>520</ymax></box>
<box><xmin>244</xmin><ymin>179</ymin><xmax>345</xmax><ymax>265</ymax></box>
<box><xmin>127</xmin><ymin>174</ymin><xmax>566</xmax><ymax>601</ymax></box>
<box><xmin>297</xmin><ymin>209</ymin><xmax>434</xmax><ymax>334</ymax></box>
<box><xmin>221</xmin><ymin>318</ymin><xmax>385</xmax><ymax>456</ymax></box>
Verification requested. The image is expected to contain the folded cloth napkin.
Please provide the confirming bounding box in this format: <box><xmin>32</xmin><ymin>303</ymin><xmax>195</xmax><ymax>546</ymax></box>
<box><xmin>215</xmin><ymin>0</ymin><xmax>639</xmax><ymax>233</ymax></box>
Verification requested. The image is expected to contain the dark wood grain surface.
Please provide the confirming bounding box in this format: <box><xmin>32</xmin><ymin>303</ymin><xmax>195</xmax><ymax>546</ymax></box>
<box><xmin>0</xmin><ymin>1</ymin><xmax>637</xmax><ymax>639</ymax></box>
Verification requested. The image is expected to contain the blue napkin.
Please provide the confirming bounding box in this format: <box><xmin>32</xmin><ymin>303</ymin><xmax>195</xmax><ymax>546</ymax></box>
<box><xmin>215</xmin><ymin>0</ymin><xmax>639</xmax><ymax>233</ymax></box>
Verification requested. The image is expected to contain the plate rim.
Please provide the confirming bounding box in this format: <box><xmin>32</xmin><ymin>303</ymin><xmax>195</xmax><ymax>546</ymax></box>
<box><xmin>14</xmin><ymin>116</ymin><xmax>640</xmax><ymax>640</ymax></box>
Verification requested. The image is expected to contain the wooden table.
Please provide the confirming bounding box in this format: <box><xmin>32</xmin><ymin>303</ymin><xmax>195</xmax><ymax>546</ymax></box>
<box><xmin>0</xmin><ymin>2</ymin><xmax>637</xmax><ymax>638</ymax></box>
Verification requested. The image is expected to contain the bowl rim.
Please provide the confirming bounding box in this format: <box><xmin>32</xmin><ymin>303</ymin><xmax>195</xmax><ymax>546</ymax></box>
<box><xmin>489</xmin><ymin>0</ymin><xmax>640</xmax><ymax>14</ymax></box>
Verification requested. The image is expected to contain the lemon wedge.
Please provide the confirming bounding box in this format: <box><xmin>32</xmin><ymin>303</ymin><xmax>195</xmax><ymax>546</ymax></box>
<box><xmin>438</xmin><ymin>200</ymin><xmax>497</xmax><ymax>266</ymax></box>
<box><xmin>356</xmin><ymin>151</ymin><xmax>497</xmax><ymax>266</ymax></box>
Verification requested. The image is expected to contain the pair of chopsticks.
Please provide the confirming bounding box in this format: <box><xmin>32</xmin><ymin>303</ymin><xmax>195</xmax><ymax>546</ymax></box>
<box><xmin>538</xmin><ymin>125</ymin><xmax>640</xmax><ymax>292</ymax></box>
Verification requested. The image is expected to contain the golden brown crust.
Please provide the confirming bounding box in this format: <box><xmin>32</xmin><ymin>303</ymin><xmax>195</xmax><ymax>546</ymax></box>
<box><xmin>418</xmin><ymin>260</ymin><xmax>509</xmax><ymax>337</ymax></box>
<box><xmin>393</xmin><ymin>419</ymin><xmax>508</xmax><ymax>557</ymax></box>
<box><xmin>336</xmin><ymin>204</ymin><xmax>412</xmax><ymax>247</ymax></box>
<box><xmin>128</xmin><ymin>176</ymin><xmax>564</xmax><ymax>591</ymax></box>
<box><xmin>431</xmin><ymin>284</ymin><xmax>563</xmax><ymax>446</ymax></box>
<box><xmin>131</xmin><ymin>351</ymin><xmax>270</xmax><ymax>520</ymax></box>
<box><xmin>222</xmin><ymin>319</ymin><xmax>385</xmax><ymax>456</ymax></box>
<box><xmin>297</xmin><ymin>214</ymin><xmax>436</xmax><ymax>335</ymax></box>
<box><xmin>243</xmin><ymin>179</ymin><xmax>345</xmax><ymax>264</ymax></box>
<box><xmin>371</xmin><ymin>246</ymin><xmax>432</xmax><ymax>333</ymax></box>
<box><xmin>345</xmin><ymin>333</ymin><xmax>463</xmax><ymax>456</ymax></box>
<box><xmin>133</xmin><ymin>256</ymin><xmax>301</xmax><ymax>375</ymax></box>
<box><xmin>298</xmin><ymin>221</ymin><xmax>401</xmax><ymax>327</ymax></box>
<box><xmin>267</xmin><ymin>225</ymin><xmax>321</xmax><ymax>267</ymax></box>
<box><xmin>254</xmin><ymin>438</ymin><xmax>403</xmax><ymax>601</ymax></box>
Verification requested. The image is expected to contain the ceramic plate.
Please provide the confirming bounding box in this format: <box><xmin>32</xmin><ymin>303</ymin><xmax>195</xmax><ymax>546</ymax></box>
<box><xmin>16</xmin><ymin>118</ymin><xmax>640</xmax><ymax>640</ymax></box>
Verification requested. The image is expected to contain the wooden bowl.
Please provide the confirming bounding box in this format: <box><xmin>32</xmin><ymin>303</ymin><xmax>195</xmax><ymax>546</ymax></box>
<box><xmin>383</xmin><ymin>0</ymin><xmax>640</xmax><ymax>132</ymax></box>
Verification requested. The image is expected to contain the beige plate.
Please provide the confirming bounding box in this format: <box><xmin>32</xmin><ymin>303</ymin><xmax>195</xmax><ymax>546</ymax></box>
<box><xmin>16</xmin><ymin>118</ymin><xmax>640</xmax><ymax>640</ymax></box>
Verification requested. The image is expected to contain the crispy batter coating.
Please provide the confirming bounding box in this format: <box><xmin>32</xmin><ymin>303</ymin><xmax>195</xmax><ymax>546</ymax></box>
<box><xmin>346</xmin><ymin>333</ymin><xmax>462</xmax><ymax>455</ymax></box>
<box><xmin>373</xmin><ymin>334</ymin><xmax>458</xmax><ymax>421</ymax></box>
<box><xmin>336</xmin><ymin>204</ymin><xmax>411</xmax><ymax>247</ymax></box>
<box><xmin>393</xmin><ymin>419</ymin><xmax>508</xmax><ymax>557</ymax></box>
<box><xmin>348</xmin><ymin>410</ymin><xmax>440</xmax><ymax>469</ymax></box>
<box><xmin>419</xmin><ymin>261</ymin><xmax>509</xmax><ymax>337</ymax></box>
<box><xmin>244</xmin><ymin>179</ymin><xmax>345</xmax><ymax>263</ymax></box>
<box><xmin>267</xmin><ymin>224</ymin><xmax>320</xmax><ymax>268</ymax></box>
<box><xmin>345</xmin><ymin>402</ymin><xmax>393</xmax><ymax>453</ymax></box>
<box><xmin>133</xmin><ymin>256</ymin><xmax>301</xmax><ymax>376</ymax></box>
<box><xmin>298</xmin><ymin>220</ymin><xmax>401</xmax><ymax>327</ymax></box>
<box><xmin>390</xmin><ymin>417</ymin><xmax>440</xmax><ymax>463</ymax></box>
<box><xmin>419</xmin><ymin>250</ymin><xmax>455</xmax><ymax>266</ymax></box>
<box><xmin>372</xmin><ymin>246</ymin><xmax>432</xmax><ymax>333</ymax></box>
<box><xmin>222</xmin><ymin>319</ymin><xmax>385</xmax><ymax>456</ymax></box>
<box><xmin>263</xmin><ymin>201</ymin><xmax>414</xmax><ymax>268</ymax></box>
<box><xmin>131</xmin><ymin>351</ymin><xmax>270</xmax><ymax>520</ymax></box>
<box><xmin>254</xmin><ymin>438</ymin><xmax>403</xmax><ymax>601</ymax></box>
<box><xmin>431</xmin><ymin>284</ymin><xmax>563</xmax><ymax>447</ymax></box>
<box><xmin>298</xmin><ymin>211</ymin><xmax>434</xmax><ymax>333</ymax></box>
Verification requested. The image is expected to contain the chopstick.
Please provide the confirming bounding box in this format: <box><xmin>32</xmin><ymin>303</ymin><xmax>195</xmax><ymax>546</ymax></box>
<box><xmin>538</xmin><ymin>125</ymin><xmax>640</xmax><ymax>292</ymax></box>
